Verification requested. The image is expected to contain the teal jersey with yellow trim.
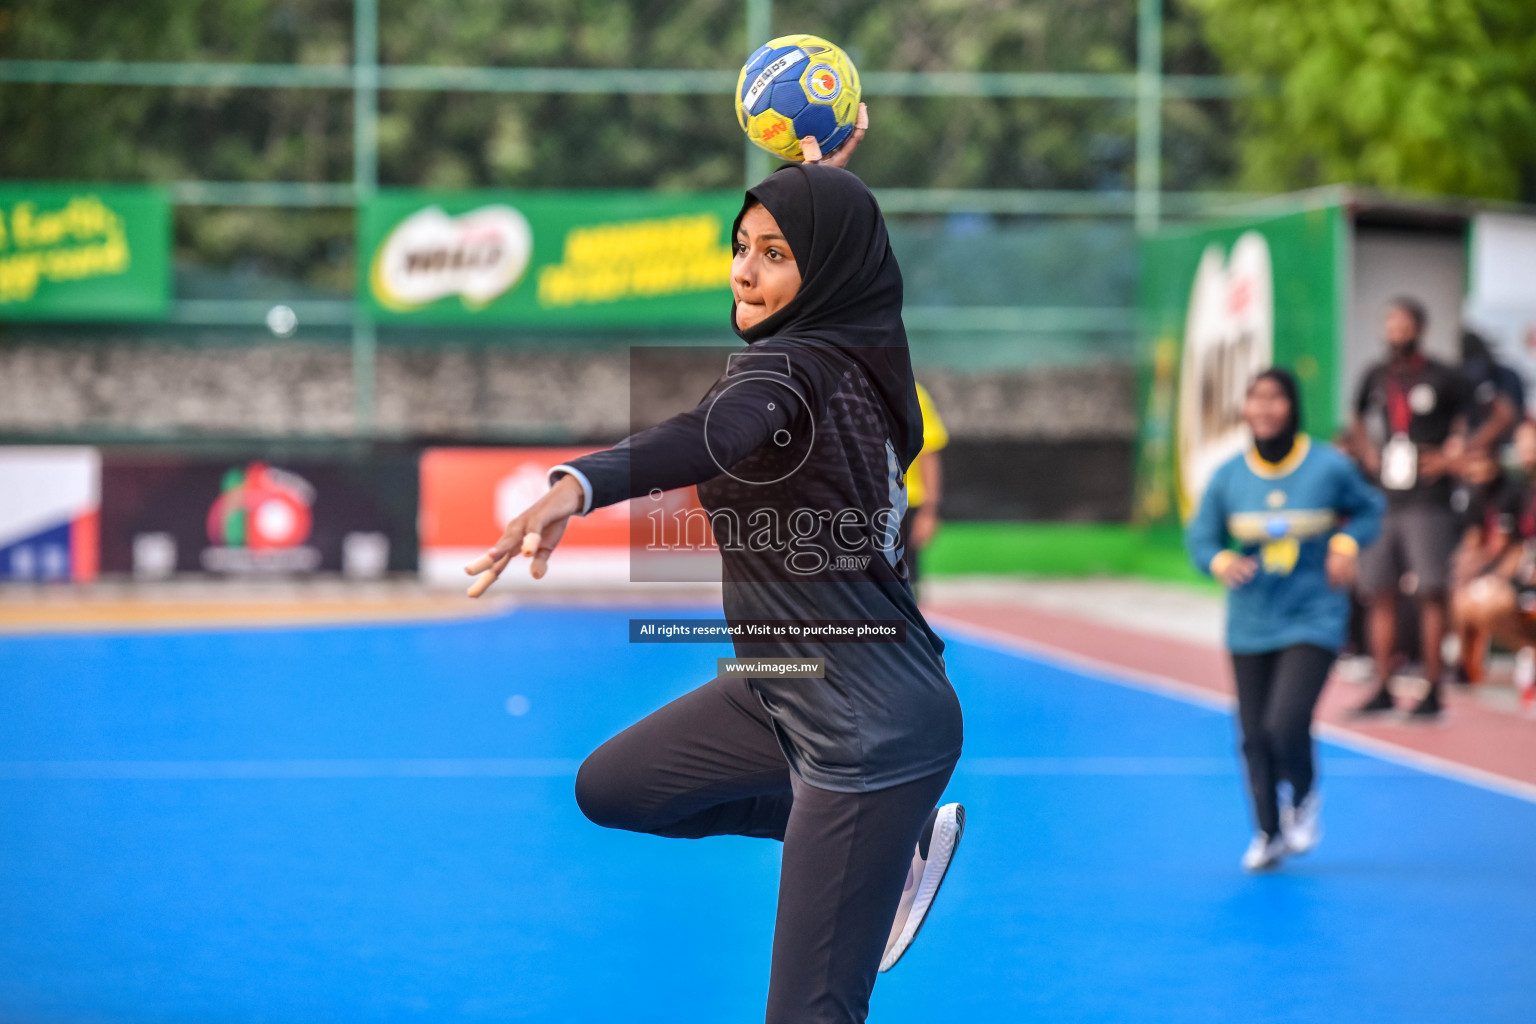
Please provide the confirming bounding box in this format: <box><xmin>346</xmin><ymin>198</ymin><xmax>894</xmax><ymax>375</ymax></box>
<box><xmin>1186</xmin><ymin>436</ymin><xmax>1385</xmax><ymax>654</ymax></box>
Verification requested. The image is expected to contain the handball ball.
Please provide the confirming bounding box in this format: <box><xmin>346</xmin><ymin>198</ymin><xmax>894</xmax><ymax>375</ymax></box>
<box><xmin>735</xmin><ymin>34</ymin><xmax>862</xmax><ymax>161</ymax></box>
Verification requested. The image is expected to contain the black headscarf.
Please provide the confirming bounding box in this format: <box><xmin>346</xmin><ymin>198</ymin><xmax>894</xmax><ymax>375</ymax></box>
<box><xmin>1462</xmin><ymin>329</ymin><xmax>1496</xmax><ymax>384</ymax></box>
<box><xmin>1250</xmin><ymin>367</ymin><xmax>1301</xmax><ymax>464</ymax></box>
<box><xmin>731</xmin><ymin>164</ymin><xmax>924</xmax><ymax>470</ymax></box>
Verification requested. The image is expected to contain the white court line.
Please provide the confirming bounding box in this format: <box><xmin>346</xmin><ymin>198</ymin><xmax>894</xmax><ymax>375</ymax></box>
<box><xmin>4</xmin><ymin>609</ymin><xmax>1524</xmax><ymax>796</ymax></box>
<box><xmin>961</xmin><ymin>756</ymin><xmax>1412</xmax><ymax>777</ymax></box>
<box><xmin>0</xmin><ymin>757</ymin><xmax>582</xmax><ymax>780</ymax></box>
<box><xmin>930</xmin><ymin>612</ymin><xmax>1536</xmax><ymax>806</ymax></box>
<box><xmin>0</xmin><ymin>755</ymin><xmax>1418</xmax><ymax>782</ymax></box>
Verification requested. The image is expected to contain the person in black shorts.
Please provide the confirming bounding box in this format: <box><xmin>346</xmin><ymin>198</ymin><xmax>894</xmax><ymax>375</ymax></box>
<box><xmin>466</xmin><ymin>159</ymin><xmax>965</xmax><ymax>1023</ymax></box>
<box><xmin>1347</xmin><ymin>297</ymin><xmax>1504</xmax><ymax>717</ymax></box>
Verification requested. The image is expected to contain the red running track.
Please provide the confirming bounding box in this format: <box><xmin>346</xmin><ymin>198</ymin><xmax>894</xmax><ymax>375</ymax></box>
<box><xmin>928</xmin><ymin>600</ymin><xmax>1536</xmax><ymax>800</ymax></box>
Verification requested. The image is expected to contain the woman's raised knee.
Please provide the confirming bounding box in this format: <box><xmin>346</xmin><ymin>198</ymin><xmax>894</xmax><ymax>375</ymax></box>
<box><xmin>573</xmin><ymin>748</ymin><xmax>649</xmax><ymax>832</ymax></box>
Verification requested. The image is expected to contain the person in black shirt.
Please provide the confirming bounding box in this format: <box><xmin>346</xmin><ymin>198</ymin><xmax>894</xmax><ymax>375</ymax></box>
<box><xmin>1348</xmin><ymin>297</ymin><xmax>1488</xmax><ymax>718</ymax></box>
<box><xmin>1460</xmin><ymin>329</ymin><xmax>1524</xmax><ymax>446</ymax></box>
<box><xmin>466</xmin><ymin>161</ymin><xmax>965</xmax><ymax>1023</ymax></box>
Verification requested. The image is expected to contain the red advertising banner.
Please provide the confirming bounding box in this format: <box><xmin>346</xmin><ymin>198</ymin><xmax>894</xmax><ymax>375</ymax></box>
<box><xmin>419</xmin><ymin>447</ymin><xmax>717</xmax><ymax>587</ymax></box>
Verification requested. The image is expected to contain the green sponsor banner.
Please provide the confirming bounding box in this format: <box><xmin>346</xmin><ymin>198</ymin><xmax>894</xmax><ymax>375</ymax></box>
<box><xmin>360</xmin><ymin>190</ymin><xmax>743</xmax><ymax>326</ymax></box>
<box><xmin>1133</xmin><ymin>203</ymin><xmax>1344</xmax><ymax>526</ymax></box>
<box><xmin>0</xmin><ymin>185</ymin><xmax>171</xmax><ymax>321</ymax></box>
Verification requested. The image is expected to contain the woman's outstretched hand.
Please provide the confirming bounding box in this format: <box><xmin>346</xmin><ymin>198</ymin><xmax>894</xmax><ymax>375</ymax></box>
<box><xmin>464</xmin><ymin>474</ymin><xmax>586</xmax><ymax>596</ymax></box>
<box><xmin>799</xmin><ymin>102</ymin><xmax>868</xmax><ymax>167</ymax></box>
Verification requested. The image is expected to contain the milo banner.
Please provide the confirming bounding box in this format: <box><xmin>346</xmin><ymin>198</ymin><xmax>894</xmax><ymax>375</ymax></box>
<box><xmin>0</xmin><ymin>186</ymin><xmax>171</xmax><ymax>320</ymax></box>
<box><xmin>360</xmin><ymin>190</ymin><xmax>741</xmax><ymax>326</ymax></box>
<box><xmin>1134</xmin><ymin>204</ymin><xmax>1343</xmax><ymax>525</ymax></box>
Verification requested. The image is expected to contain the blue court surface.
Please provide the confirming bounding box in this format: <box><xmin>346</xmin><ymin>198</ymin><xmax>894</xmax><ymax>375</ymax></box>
<box><xmin>2</xmin><ymin>605</ymin><xmax>1534</xmax><ymax>1023</ymax></box>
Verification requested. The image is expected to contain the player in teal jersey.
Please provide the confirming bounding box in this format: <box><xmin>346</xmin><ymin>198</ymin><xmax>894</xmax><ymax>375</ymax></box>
<box><xmin>1187</xmin><ymin>369</ymin><xmax>1385</xmax><ymax>871</ymax></box>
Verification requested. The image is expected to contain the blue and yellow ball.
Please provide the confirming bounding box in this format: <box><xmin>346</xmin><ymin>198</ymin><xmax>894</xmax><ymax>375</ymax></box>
<box><xmin>735</xmin><ymin>34</ymin><xmax>862</xmax><ymax>162</ymax></box>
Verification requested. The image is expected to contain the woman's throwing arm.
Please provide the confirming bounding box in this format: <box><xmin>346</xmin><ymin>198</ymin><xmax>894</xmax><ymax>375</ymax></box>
<box><xmin>465</xmin><ymin>373</ymin><xmax>800</xmax><ymax>594</ymax></box>
<box><xmin>554</xmin><ymin>371</ymin><xmax>802</xmax><ymax>512</ymax></box>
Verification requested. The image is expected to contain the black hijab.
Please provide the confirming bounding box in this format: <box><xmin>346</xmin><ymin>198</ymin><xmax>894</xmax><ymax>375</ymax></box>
<box><xmin>731</xmin><ymin>164</ymin><xmax>924</xmax><ymax>470</ymax></box>
<box><xmin>1250</xmin><ymin>367</ymin><xmax>1301</xmax><ymax>464</ymax></box>
<box><xmin>1462</xmin><ymin>329</ymin><xmax>1496</xmax><ymax>384</ymax></box>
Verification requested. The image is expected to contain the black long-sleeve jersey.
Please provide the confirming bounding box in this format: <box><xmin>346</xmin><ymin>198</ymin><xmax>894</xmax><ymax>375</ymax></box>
<box><xmin>555</xmin><ymin>338</ymin><xmax>963</xmax><ymax>793</ymax></box>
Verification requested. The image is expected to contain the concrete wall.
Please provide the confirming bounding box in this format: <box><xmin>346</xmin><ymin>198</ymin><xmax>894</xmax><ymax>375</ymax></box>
<box><xmin>0</xmin><ymin>336</ymin><xmax>1135</xmax><ymax>442</ymax></box>
<box><xmin>0</xmin><ymin>336</ymin><xmax>1138</xmax><ymax>519</ymax></box>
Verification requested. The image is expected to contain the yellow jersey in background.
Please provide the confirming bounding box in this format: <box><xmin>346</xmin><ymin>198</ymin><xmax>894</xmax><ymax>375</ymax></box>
<box><xmin>909</xmin><ymin>382</ymin><xmax>948</xmax><ymax>508</ymax></box>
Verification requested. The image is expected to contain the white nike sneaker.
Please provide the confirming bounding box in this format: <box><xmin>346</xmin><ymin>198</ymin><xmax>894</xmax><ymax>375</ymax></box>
<box><xmin>879</xmin><ymin>802</ymin><xmax>965</xmax><ymax>973</ymax></box>
<box><xmin>1241</xmin><ymin>832</ymin><xmax>1290</xmax><ymax>873</ymax></box>
<box><xmin>1281</xmin><ymin>790</ymin><xmax>1323</xmax><ymax>856</ymax></box>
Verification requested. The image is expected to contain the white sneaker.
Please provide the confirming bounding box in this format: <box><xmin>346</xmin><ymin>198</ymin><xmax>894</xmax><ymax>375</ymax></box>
<box><xmin>1335</xmin><ymin>654</ymin><xmax>1376</xmax><ymax>686</ymax></box>
<box><xmin>1281</xmin><ymin>790</ymin><xmax>1323</xmax><ymax>855</ymax></box>
<box><xmin>1516</xmin><ymin>648</ymin><xmax>1536</xmax><ymax>716</ymax></box>
<box><xmin>1241</xmin><ymin>832</ymin><xmax>1290</xmax><ymax>872</ymax></box>
<box><xmin>1515</xmin><ymin>647</ymin><xmax>1536</xmax><ymax>694</ymax></box>
<box><xmin>879</xmin><ymin>802</ymin><xmax>965</xmax><ymax>973</ymax></box>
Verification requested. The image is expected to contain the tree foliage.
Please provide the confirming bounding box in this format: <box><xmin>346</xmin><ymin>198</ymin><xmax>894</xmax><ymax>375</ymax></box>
<box><xmin>0</xmin><ymin>0</ymin><xmax>356</xmax><ymax>289</ymax></box>
<box><xmin>0</xmin><ymin>0</ymin><xmax>1235</xmax><ymax>289</ymax></box>
<box><xmin>1183</xmin><ymin>0</ymin><xmax>1536</xmax><ymax>200</ymax></box>
<box><xmin>0</xmin><ymin>0</ymin><xmax>1228</xmax><ymax>193</ymax></box>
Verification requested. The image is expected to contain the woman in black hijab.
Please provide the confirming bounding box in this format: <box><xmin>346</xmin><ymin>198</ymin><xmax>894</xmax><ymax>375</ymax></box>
<box><xmin>468</xmin><ymin>163</ymin><xmax>965</xmax><ymax>1023</ymax></box>
<box><xmin>1186</xmin><ymin>368</ymin><xmax>1383</xmax><ymax>871</ymax></box>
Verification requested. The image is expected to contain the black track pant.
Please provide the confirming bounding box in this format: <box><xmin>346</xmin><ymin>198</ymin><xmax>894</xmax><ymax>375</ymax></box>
<box><xmin>574</xmin><ymin>674</ymin><xmax>955</xmax><ymax>1024</ymax></box>
<box><xmin>1230</xmin><ymin>644</ymin><xmax>1335</xmax><ymax>837</ymax></box>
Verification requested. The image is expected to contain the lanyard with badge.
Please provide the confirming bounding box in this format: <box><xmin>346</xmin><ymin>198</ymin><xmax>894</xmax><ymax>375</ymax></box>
<box><xmin>1380</xmin><ymin>372</ymin><xmax>1418</xmax><ymax>490</ymax></box>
